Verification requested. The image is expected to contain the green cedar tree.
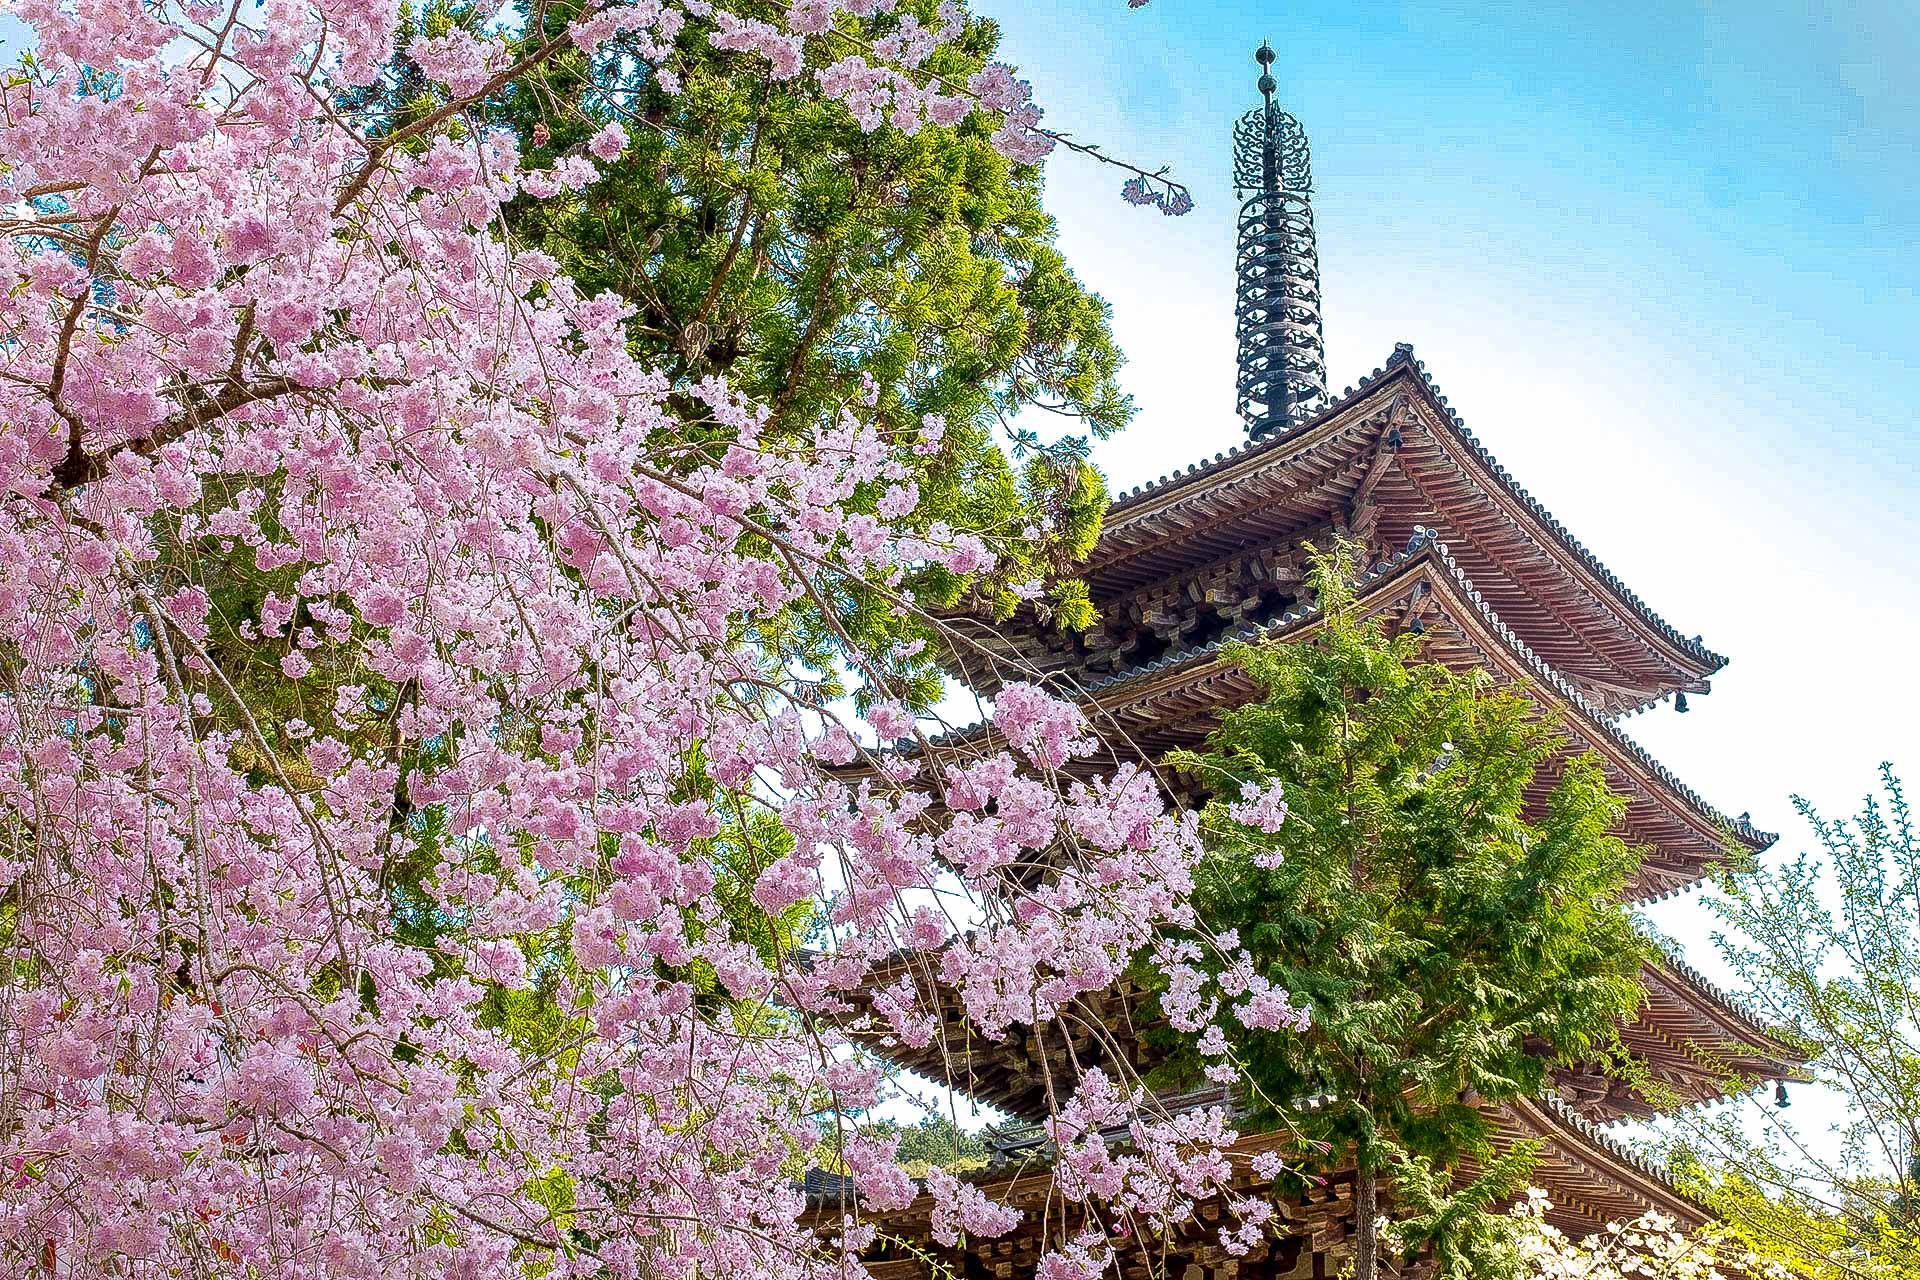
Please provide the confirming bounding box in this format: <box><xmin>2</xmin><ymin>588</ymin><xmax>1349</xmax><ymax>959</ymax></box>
<box><xmin>1162</xmin><ymin>544</ymin><xmax>1649</xmax><ymax>1279</ymax></box>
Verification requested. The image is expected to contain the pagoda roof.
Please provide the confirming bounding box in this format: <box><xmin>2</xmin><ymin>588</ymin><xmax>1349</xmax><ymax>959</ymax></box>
<box><xmin>978</xmin><ymin>532</ymin><xmax>1770</xmax><ymax>900</ymax></box>
<box><xmin>824</xmin><ymin>538</ymin><xmax>1800</xmax><ymax>1137</ymax></box>
<box><xmin>1556</xmin><ymin>951</ymin><xmax>1808</xmax><ymax>1123</ymax></box>
<box><xmin>1076</xmin><ymin>345</ymin><xmax>1722</xmax><ymax>715</ymax></box>
<box><xmin>1487</xmin><ymin>1093</ymin><xmax>1711</xmax><ymax>1235</ymax></box>
<box><xmin>804</xmin><ymin>1090</ymin><xmax>1710</xmax><ymax>1264</ymax></box>
<box><xmin>832</xmin><ymin>940</ymin><xmax>1802</xmax><ymax>1129</ymax></box>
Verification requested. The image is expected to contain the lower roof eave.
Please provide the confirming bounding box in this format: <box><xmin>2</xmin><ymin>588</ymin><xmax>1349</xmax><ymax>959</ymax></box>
<box><xmin>1062</xmin><ymin>536</ymin><xmax>1773</xmax><ymax>880</ymax></box>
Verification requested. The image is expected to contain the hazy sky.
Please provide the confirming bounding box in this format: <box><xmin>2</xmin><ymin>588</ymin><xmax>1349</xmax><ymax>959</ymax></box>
<box><xmin>987</xmin><ymin>0</ymin><xmax>1919</xmax><ymax>964</ymax></box>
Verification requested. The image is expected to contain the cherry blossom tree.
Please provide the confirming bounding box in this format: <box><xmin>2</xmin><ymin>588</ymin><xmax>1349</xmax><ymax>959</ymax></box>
<box><xmin>1480</xmin><ymin>1191</ymin><xmax>1790</xmax><ymax>1280</ymax></box>
<box><xmin>0</xmin><ymin>3</ymin><xmax>1263</xmax><ymax>1279</ymax></box>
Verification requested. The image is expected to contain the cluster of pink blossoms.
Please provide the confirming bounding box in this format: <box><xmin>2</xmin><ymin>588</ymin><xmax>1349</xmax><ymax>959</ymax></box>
<box><xmin>1120</xmin><ymin>173</ymin><xmax>1196</xmax><ymax>217</ymax></box>
<box><xmin>1</xmin><ymin>1</ymin><xmax>1236</xmax><ymax>1277</ymax></box>
<box><xmin>1227</xmin><ymin>777</ymin><xmax>1290</xmax><ymax>835</ymax></box>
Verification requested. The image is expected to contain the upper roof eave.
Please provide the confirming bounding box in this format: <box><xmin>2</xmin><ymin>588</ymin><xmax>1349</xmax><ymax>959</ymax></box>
<box><xmin>1646</xmin><ymin>943</ymin><xmax>1813</xmax><ymax>1068</ymax></box>
<box><xmin>1100</xmin><ymin>345</ymin><xmax>1728</xmax><ymax>680</ymax></box>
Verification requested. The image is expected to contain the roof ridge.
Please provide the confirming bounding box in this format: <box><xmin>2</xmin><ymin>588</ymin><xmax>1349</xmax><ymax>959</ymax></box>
<box><xmin>1532</xmin><ymin>1090</ymin><xmax>1691</xmax><ymax>1196</ymax></box>
<box><xmin>1394</xmin><ymin>348</ymin><xmax>1725</xmax><ymax>671</ymax></box>
<box><xmin>1109</xmin><ymin>351</ymin><xmax>1408</xmax><ymax>507</ymax></box>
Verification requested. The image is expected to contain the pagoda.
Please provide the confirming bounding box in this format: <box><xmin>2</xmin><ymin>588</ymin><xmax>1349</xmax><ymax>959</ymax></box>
<box><xmin>813</xmin><ymin>45</ymin><xmax>1805</xmax><ymax>1279</ymax></box>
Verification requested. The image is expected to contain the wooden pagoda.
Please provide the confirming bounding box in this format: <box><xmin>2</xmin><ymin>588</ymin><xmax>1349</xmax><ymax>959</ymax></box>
<box><xmin>809</xmin><ymin>52</ymin><xmax>1805</xmax><ymax>1280</ymax></box>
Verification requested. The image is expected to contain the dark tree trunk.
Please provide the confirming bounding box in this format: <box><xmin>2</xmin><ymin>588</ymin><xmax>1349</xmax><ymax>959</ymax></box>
<box><xmin>1354</xmin><ymin>1164</ymin><xmax>1379</xmax><ymax>1280</ymax></box>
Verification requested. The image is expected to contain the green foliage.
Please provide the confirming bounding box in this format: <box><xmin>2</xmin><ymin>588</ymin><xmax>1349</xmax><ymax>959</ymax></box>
<box><xmin>1163</xmin><ymin>543</ymin><xmax>1649</xmax><ymax>1278</ymax></box>
<box><xmin>1663</xmin><ymin>766</ymin><xmax>1920</xmax><ymax>1280</ymax></box>
<box><xmin>1382</xmin><ymin>1145</ymin><xmax>1541</xmax><ymax>1280</ymax></box>
<box><xmin>814</xmin><ymin>1112</ymin><xmax>990</xmax><ymax>1177</ymax></box>
<box><xmin>353</xmin><ymin>0</ymin><xmax>1127</xmax><ymax>703</ymax></box>
<box><xmin>1671</xmin><ymin>1164</ymin><xmax>1920</xmax><ymax>1280</ymax></box>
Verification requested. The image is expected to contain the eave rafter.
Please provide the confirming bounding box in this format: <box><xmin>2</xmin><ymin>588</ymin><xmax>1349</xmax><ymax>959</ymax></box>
<box><xmin>1343</xmin><ymin>419</ymin><xmax>1404</xmax><ymax>551</ymax></box>
<box><xmin>1485</xmin><ymin>1094</ymin><xmax>1712</xmax><ymax>1235</ymax></box>
<box><xmin>1554</xmin><ymin>956</ymin><xmax>1807</xmax><ymax>1123</ymax></box>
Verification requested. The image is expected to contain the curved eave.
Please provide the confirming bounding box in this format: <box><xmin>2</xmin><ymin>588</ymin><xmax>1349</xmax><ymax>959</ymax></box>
<box><xmin>1490</xmin><ymin>1093</ymin><xmax>1710</xmax><ymax>1235</ymax></box>
<box><xmin>1060</xmin><ymin>537</ymin><xmax>1769</xmax><ymax>899</ymax></box>
<box><xmin>907</xmin><ymin>537</ymin><xmax>1769</xmax><ymax>893</ymax></box>
<box><xmin>1648</xmin><ymin>949</ymin><xmax>1811</xmax><ymax>1072</ymax></box>
<box><xmin>1406</xmin><ymin>540</ymin><xmax>1774</xmax><ymax>895</ymax></box>
<box><xmin>1387</xmin><ymin>348</ymin><xmax>1726</xmax><ymax>686</ymax></box>
<box><xmin>1090</xmin><ymin>345</ymin><xmax>1723</xmax><ymax>710</ymax></box>
<box><xmin>1560</xmin><ymin>954</ymin><xmax>1810</xmax><ymax>1123</ymax></box>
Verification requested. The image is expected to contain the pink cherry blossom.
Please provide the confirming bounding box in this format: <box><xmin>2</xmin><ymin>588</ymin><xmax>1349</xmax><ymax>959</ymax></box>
<box><xmin>588</xmin><ymin>122</ymin><xmax>631</xmax><ymax>160</ymax></box>
<box><xmin>926</xmin><ymin>1166</ymin><xmax>1023</xmax><ymax>1245</ymax></box>
<box><xmin>0</xmin><ymin>3</ymin><xmax>1227</xmax><ymax>1277</ymax></box>
<box><xmin>1228</xmin><ymin>777</ymin><xmax>1290</xmax><ymax>834</ymax></box>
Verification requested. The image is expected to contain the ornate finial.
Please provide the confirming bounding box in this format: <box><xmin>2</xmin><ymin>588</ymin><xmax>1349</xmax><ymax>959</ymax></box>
<box><xmin>1233</xmin><ymin>41</ymin><xmax>1326</xmax><ymax>437</ymax></box>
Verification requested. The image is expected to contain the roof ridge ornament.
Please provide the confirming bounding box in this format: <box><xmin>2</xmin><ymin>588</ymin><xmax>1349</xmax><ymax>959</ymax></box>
<box><xmin>1234</xmin><ymin>40</ymin><xmax>1328</xmax><ymax>437</ymax></box>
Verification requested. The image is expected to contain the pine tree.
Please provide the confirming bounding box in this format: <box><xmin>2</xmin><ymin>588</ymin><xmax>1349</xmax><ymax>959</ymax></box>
<box><xmin>1166</xmin><ymin>545</ymin><xmax>1649</xmax><ymax>1279</ymax></box>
